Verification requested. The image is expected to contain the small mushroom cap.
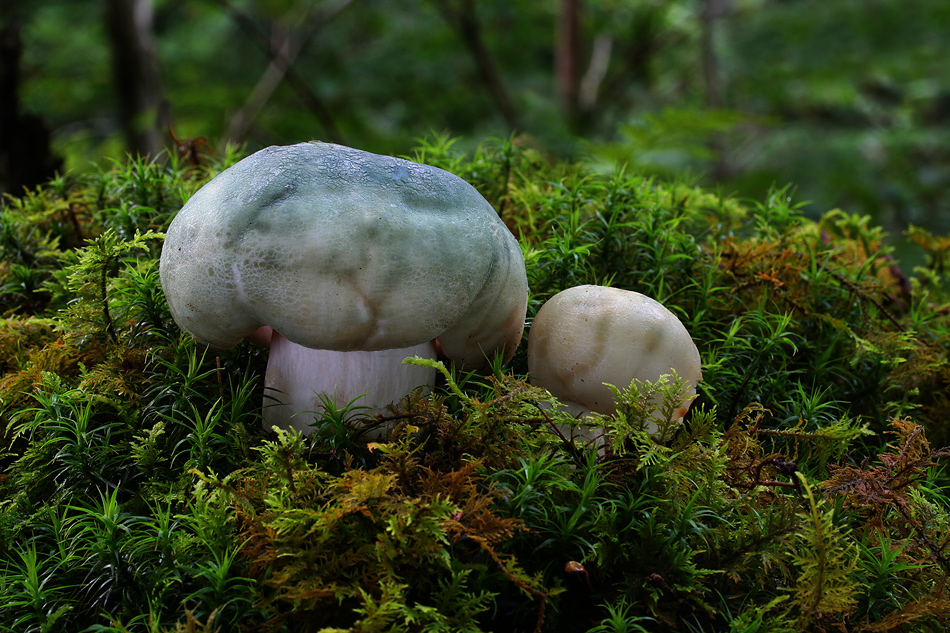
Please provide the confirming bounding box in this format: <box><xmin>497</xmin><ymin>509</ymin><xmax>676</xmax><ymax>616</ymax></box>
<box><xmin>160</xmin><ymin>142</ymin><xmax>527</xmax><ymax>369</ymax></box>
<box><xmin>528</xmin><ymin>285</ymin><xmax>702</xmax><ymax>415</ymax></box>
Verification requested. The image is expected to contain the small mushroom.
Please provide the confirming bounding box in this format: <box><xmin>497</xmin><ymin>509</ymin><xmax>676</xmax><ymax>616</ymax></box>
<box><xmin>160</xmin><ymin>141</ymin><xmax>528</xmax><ymax>436</ymax></box>
<box><xmin>527</xmin><ymin>285</ymin><xmax>701</xmax><ymax>436</ymax></box>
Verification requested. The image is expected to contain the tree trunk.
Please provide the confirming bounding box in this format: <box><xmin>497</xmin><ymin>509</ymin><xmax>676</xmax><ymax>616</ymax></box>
<box><xmin>0</xmin><ymin>14</ymin><xmax>62</xmax><ymax>195</ymax></box>
<box><xmin>0</xmin><ymin>21</ymin><xmax>19</xmax><ymax>191</ymax></box>
<box><xmin>557</xmin><ymin>0</ymin><xmax>581</xmax><ymax>121</ymax></box>
<box><xmin>104</xmin><ymin>0</ymin><xmax>163</xmax><ymax>157</ymax></box>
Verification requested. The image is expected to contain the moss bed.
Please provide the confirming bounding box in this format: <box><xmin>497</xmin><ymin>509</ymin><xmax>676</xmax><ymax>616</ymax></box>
<box><xmin>1</xmin><ymin>136</ymin><xmax>950</xmax><ymax>632</ymax></box>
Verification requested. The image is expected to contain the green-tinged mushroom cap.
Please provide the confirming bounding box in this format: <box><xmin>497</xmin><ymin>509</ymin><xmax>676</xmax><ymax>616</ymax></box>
<box><xmin>160</xmin><ymin>141</ymin><xmax>527</xmax><ymax>368</ymax></box>
<box><xmin>159</xmin><ymin>142</ymin><xmax>528</xmax><ymax>434</ymax></box>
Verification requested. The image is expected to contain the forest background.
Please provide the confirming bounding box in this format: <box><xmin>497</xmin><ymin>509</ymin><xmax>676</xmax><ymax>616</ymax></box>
<box><xmin>2</xmin><ymin>0</ymin><xmax>950</xmax><ymax>261</ymax></box>
<box><xmin>5</xmin><ymin>2</ymin><xmax>950</xmax><ymax>630</ymax></box>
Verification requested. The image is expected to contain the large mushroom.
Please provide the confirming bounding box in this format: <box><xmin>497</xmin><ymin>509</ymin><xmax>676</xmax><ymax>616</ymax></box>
<box><xmin>160</xmin><ymin>142</ymin><xmax>528</xmax><ymax>435</ymax></box>
<box><xmin>528</xmin><ymin>285</ymin><xmax>701</xmax><ymax>437</ymax></box>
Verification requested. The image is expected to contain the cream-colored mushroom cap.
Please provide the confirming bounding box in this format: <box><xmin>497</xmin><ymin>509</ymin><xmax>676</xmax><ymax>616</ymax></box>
<box><xmin>159</xmin><ymin>141</ymin><xmax>527</xmax><ymax>369</ymax></box>
<box><xmin>528</xmin><ymin>285</ymin><xmax>701</xmax><ymax>418</ymax></box>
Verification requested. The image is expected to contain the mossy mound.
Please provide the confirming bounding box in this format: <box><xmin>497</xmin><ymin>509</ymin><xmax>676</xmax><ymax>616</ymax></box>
<box><xmin>1</xmin><ymin>137</ymin><xmax>949</xmax><ymax>632</ymax></box>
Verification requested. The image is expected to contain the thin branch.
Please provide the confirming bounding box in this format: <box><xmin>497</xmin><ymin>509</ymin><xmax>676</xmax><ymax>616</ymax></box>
<box><xmin>556</xmin><ymin>0</ymin><xmax>580</xmax><ymax>116</ymax></box>
<box><xmin>430</xmin><ymin>0</ymin><xmax>521</xmax><ymax>131</ymax></box>
<box><xmin>700</xmin><ymin>0</ymin><xmax>727</xmax><ymax>110</ymax></box>
<box><xmin>533</xmin><ymin>402</ymin><xmax>586</xmax><ymax>466</ymax></box>
<box><xmin>210</xmin><ymin>0</ymin><xmax>353</xmax><ymax>144</ymax></box>
<box><xmin>579</xmin><ymin>33</ymin><xmax>611</xmax><ymax>112</ymax></box>
<box><xmin>893</xmin><ymin>501</ymin><xmax>950</xmax><ymax>575</ymax></box>
<box><xmin>229</xmin><ymin>0</ymin><xmax>355</xmax><ymax>143</ymax></box>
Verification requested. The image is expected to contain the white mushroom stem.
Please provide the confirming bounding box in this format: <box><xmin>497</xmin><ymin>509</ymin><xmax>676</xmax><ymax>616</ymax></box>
<box><xmin>263</xmin><ymin>331</ymin><xmax>438</xmax><ymax>437</ymax></box>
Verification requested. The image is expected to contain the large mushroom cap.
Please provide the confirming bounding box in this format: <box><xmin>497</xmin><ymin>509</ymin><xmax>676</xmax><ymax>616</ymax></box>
<box><xmin>159</xmin><ymin>142</ymin><xmax>527</xmax><ymax>369</ymax></box>
<box><xmin>528</xmin><ymin>285</ymin><xmax>702</xmax><ymax>417</ymax></box>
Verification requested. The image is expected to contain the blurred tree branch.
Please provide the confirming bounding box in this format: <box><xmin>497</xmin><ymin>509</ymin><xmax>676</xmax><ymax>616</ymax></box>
<box><xmin>700</xmin><ymin>0</ymin><xmax>732</xmax><ymax>180</ymax></box>
<box><xmin>211</xmin><ymin>0</ymin><xmax>354</xmax><ymax>145</ymax></box>
<box><xmin>579</xmin><ymin>33</ymin><xmax>611</xmax><ymax>114</ymax></box>
<box><xmin>587</xmin><ymin>3</ymin><xmax>662</xmax><ymax>123</ymax></box>
<box><xmin>560</xmin><ymin>0</ymin><xmax>613</xmax><ymax>132</ymax></box>
<box><xmin>429</xmin><ymin>0</ymin><xmax>521</xmax><ymax>131</ymax></box>
<box><xmin>701</xmin><ymin>0</ymin><xmax>728</xmax><ymax>110</ymax></box>
<box><xmin>104</xmin><ymin>0</ymin><xmax>164</xmax><ymax>157</ymax></box>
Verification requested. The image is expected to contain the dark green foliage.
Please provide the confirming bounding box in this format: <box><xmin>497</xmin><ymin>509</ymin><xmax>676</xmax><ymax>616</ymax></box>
<box><xmin>1</xmin><ymin>138</ymin><xmax>950</xmax><ymax>632</ymax></box>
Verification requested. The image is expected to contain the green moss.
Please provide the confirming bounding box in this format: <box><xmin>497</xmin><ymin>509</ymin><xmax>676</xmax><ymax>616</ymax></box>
<box><xmin>0</xmin><ymin>138</ymin><xmax>949</xmax><ymax>632</ymax></box>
